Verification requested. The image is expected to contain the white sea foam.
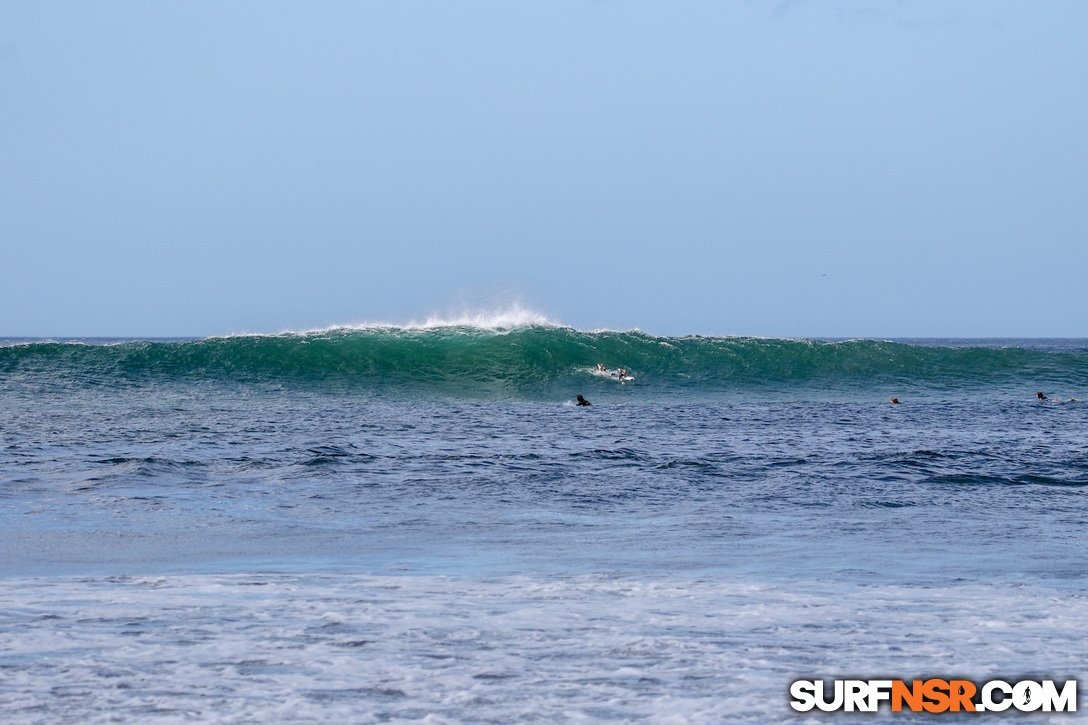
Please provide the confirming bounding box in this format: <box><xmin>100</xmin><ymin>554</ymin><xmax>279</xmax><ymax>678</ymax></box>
<box><xmin>265</xmin><ymin>304</ymin><xmax>563</xmax><ymax>335</ymax></box>
<box><xmin>1</xmin><ymin>573</ymin><xmax>1084</xmax><ymax>724</ymax></box>
<box><xmin>204</xmin><ymin>305</ymin><xmax>565</xmax><ymax>339</ymax></box>
<box><xmin>399</xmin><ymin>303</ymin><xmax>560</xmax><ymax>331</ymax></box>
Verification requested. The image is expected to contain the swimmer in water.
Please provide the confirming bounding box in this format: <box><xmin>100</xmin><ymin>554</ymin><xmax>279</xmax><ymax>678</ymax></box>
<box><xmin>890</xmin><ymin>397</ymin><xmax>900</xmax><ymax>405</ymax></box>
<box><xmin>597</xmin><ymin>364</ymin><xmax>607</xmax><ymax>372</ymax></box>
<box><xmin>1038</xmin><ymin>392</ymin><xmax>1059</xmax><ymax>402</ymax></box>
<box><xmin>576</xmin><ymin>394</ymin><xmax>592</xmax><ymax>406</ymax></box>
<box><xmin>617</xmin><ymin>369</ymin><xmax>627</xmax><ymax>380</ymax></box>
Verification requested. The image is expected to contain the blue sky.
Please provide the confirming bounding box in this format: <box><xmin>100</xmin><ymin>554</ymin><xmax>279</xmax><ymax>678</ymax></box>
<box><xmin>1</xmin><ymin>1</ymin><xmax>1086</xmax><ymax>337</ymax></box>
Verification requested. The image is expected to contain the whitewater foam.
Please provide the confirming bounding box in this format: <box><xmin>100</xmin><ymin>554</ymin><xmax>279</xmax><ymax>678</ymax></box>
<box><xmin>342</xmin><ymin>304</ymin><xmax>561</xmax><ymax>332</ymax></box>
<box><xmin>2</xmin><ymin>573</ymin><xmax>1084</xmax><ymax>724</ymax></box>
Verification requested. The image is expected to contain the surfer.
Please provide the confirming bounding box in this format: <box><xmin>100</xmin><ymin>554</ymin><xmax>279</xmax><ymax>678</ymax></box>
<box><xmin>597</xmin><ymin>364</ymin><xmax>608</xmax><ymax>372</ymax></box>
<box><xmin>1036</xmin><ymin>392</ymin><xmax>1079</xmax><ymax>402</ymax></box>
<box><xmin>1039</xmin><ymin>391</ymin><xmax>1080</xmax><ymax>402</ymax></box>
<box><xmin>890</xmin><ymin>397</ymin><xmax>900</xmax><ymax>405</ymax></box>
<box><xmin>576</xmin><ymin>394</ymin><xmax>592</xmax><ymax>406</ymax></box>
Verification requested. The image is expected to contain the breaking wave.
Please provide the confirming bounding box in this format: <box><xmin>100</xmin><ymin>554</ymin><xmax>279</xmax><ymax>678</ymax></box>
<box><xmin>3</xmin><ymin>323</ymin><xmax>1086</xmax><ymax>400</ymax></box>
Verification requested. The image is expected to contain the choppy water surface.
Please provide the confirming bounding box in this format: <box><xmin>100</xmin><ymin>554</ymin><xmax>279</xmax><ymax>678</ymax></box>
<box><xmin>2</xmin><ymin>331</ymin><xmax>1087</xmax><ymax>722</ymax></box>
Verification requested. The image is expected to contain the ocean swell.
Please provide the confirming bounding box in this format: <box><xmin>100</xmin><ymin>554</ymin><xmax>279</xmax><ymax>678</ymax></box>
<box><xmin>2</xmin><ymin>328</ymin><xmax>1086</xmax><ymax>399</ymax></box>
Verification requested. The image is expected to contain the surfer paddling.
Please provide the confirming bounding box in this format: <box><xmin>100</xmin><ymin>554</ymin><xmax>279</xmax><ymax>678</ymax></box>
<box><xmin>576</xmin><ymin>395</ymin><xmax>592</xmax><ymax>406</ymax></box>
<box><xmin>1037</xmin><ymin>391</ymin><xmax>1079</xmax><ymax>402</ymax></box>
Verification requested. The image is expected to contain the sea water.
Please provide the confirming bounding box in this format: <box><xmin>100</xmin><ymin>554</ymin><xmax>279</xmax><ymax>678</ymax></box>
<box><xmin>1</xmin><ymin>325</ymin><xmax>1087</xmax><ymax>723</ymax></box>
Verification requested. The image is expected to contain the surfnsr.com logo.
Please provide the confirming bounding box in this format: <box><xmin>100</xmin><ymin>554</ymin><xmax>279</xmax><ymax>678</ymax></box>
<box><xmin>790</xmin><ymin>679</ymin><xmax>1077</xmax><ymax>713</ymax></box>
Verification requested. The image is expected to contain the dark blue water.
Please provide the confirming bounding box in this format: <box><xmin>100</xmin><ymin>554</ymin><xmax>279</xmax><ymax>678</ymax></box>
<box><xmin>3</xmin><ymin>387</ymin><xmax>1087</xmax><ymax>582</ymax></box>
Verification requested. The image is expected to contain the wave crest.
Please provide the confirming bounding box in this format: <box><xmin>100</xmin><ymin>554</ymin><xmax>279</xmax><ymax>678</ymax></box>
<box><xmin>343</xmin><ymin>304</ymin><xmax>560</xmax><ymax>332</ymax></box>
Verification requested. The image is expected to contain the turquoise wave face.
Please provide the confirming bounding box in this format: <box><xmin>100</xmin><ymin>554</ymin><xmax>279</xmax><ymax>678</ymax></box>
<box><xmin>2</xmin><ymin>328</ymin><xmax>1087</xmax><ymax>399</ymax></box>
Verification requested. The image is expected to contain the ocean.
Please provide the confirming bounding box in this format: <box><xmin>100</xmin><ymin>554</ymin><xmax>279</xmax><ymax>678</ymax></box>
<box><xmin>2</xmin><ymin>320</ymin><xmax>1087</xmax><ymax>723</ymax></box>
